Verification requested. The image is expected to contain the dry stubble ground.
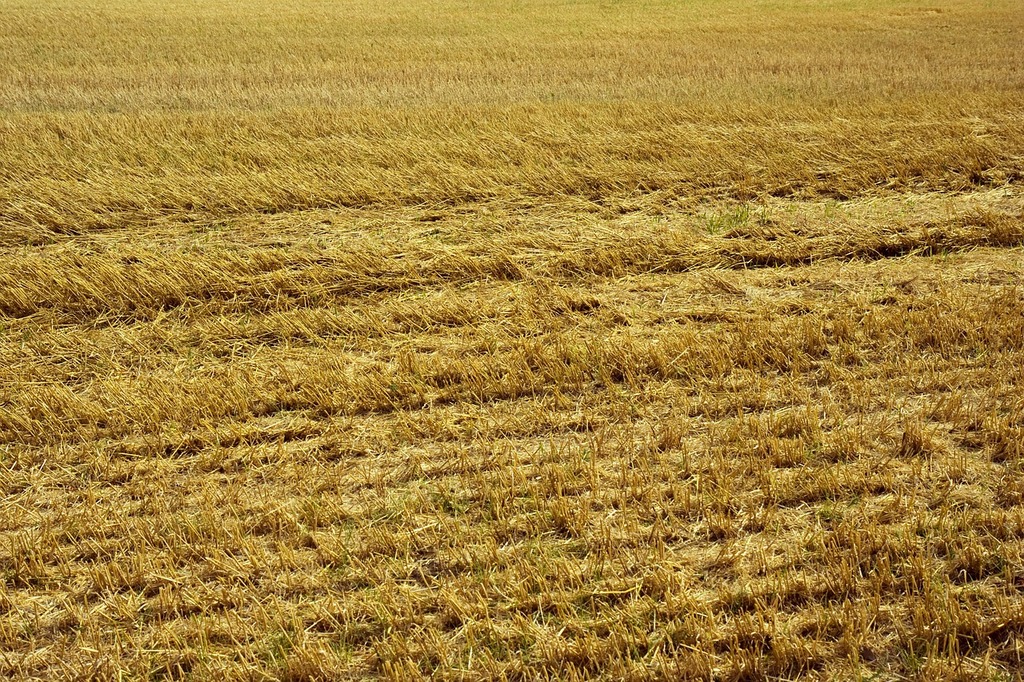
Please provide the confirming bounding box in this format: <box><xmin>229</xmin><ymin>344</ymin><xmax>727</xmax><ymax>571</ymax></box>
<box><xmin>1</xmin><ymin>0</ymin><xmax>1024</xmax><ymax>680</ymax></box>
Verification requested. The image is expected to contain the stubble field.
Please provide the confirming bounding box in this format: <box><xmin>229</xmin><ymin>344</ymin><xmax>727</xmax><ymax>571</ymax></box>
<box><xmin>2</xmin><ymin>0</ymin><xmax>1024</xmax><ymax>679</ymax></box>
